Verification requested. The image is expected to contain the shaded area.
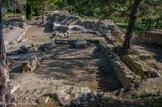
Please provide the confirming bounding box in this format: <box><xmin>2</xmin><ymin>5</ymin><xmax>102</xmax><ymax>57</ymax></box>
<box><xmin>35</xmin><ymin>44</ymin><xmax>122</xmax><ymax>92</ymax></box>
<box><xmin>133</xmin><ymin>44</ymin><xmax>162</xmax><ymax>73</ymax></box>
<box><xmin>10</xmin><ymin>44</ymin><xmax>122</xmax><ymax>92</ymax></box>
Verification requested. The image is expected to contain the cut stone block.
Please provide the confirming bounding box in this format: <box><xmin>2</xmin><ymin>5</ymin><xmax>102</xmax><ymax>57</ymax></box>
<box><xmin>11</xmin><ymin>83</ymin><xmax>20</xmax><ymax>94</ymax></box>
<box><xmin>75</xmin><ymin>40</ymin><xmax>87</xmax><ymax>49</ymax></box>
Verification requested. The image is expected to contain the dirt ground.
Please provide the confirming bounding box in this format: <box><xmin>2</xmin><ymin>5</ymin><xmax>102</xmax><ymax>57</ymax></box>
<box><xmin>7</xmin><ymin>23</ymin><xmax>162</xmax><ymax>106</ymax></box>
<box><xmin>7</xmin><ymin>25</ymin><xmax>52</xmax><ymax>52</ymax></box>
<box><xmin>9</xmin><ymin>24</ymin><xmax>121</xmax><ymax>93</ymax></box>
<box><xmin>132</xmin><ymin>44</ymin><xmax>162</xmax><ymax>74</ymax></box>
<box><xmin>10</xmin><ymin>44</ymin><xmax>121</xmax><ymax>92</ymax></box>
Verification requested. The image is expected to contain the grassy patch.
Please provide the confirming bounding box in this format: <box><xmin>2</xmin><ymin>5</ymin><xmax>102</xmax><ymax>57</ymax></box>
<box><xmin>149</xmin><ymin>98</ymin><xmax>162</xmax><ymax>107</ymax></box>
<box><xmin>116</xmin><ymin>23</ymin><xmax>162</xmax><ymax>35</ymax></box>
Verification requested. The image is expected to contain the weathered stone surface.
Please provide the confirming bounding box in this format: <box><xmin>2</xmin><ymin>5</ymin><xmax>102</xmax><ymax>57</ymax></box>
<box><xmin>38</xmin><ymin>42</ymin><xmax>56</xmax><ymax>52</ymax></box>
<box><xmin>7</xmin><ymin>16</ymin><xmax>25</xmax><ymax>21</ymax></box>
<box><xmin>39</xmin><ymin>96</ymin><xmax>49</xmax><ymax>104</ymax></box>
<box><xmin>11</xmin><ymin>83</ymin><xmax>20</xmax><ymax>94</ymax></box>
<box><xmin>52</xmin><ymin>13</ymin><xmax>118</xmax><ymax>35</ymax></box>
<box><xmin>7</xmin><ymin>44</ymin><xmax>40</xmax><ymax>55</ymax></box>
<box><xmin>55</xmin><ymin>26</ymin><xmax>69</xmax><ymax>32</ymax></box>
<box><xmin>71</xmin><ymin>26</ymin><xmax>84</xmax><ymax>32</ymax></box>
<box><xmin>75</xmin><ymin>40</ymin><xmax>87</xmax><ymax>49</ymax></box>
<box><xmin>121</xmin><ymin>55</ymin><xmax>160</xmax><ymax>79</ymax></box>
<box><xmin>121</xmin><ymin>77</ymin><xmax>162</xmax><ymax>98</ymax></box>
<box><xmin>132</xmin><ymin>31</ymin><xmax>162</xmax><ymax>46</ymax></box>
<box><xmin>8</xmin><ymin>45</ymin><xmax>29</xmax><ymax>55</ymax></box>
<box><xmin>22</xmin><ymin>54</ymin><xmax>42</xmax><ymax>73</ymax></box>
<box><xmin>71</xmin><ymin>99</ymin><xmax>80</xmax><ymax>106</ymax></box>
<box><xmin>98</xmin><ymin>40</ymin><xmax>141</xmax><ymax>88</ymax></box>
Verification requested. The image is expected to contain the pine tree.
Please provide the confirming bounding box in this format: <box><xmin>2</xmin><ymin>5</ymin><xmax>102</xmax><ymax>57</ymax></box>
<box><xmin>28</xmin><ymin>0</ymin><xmax>62</xmax><ymax>25</ymax></box>
<box><xmin>26</xmin><ymin>1</ymin><xmax>32</xmax><ymax>20</ymax></box>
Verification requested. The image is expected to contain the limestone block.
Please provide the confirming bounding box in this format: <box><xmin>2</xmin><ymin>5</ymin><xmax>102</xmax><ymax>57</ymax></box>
<box><xmin>75</xmin><ymin>40</ymin><xmax>87</xmax><ymax>49</ymax></box>
<box><xmin>39</xmin><ymin>96</ymin><xmax>49</xmax><ymax>104</ymax></box>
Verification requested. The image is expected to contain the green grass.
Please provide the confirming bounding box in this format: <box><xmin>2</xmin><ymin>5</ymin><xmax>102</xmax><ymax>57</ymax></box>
<box><xmin>116</xmin><ymin>23</ymin><xmax>162</xmax><ymax>35</ymax></box>
<box><xmin>149</xmin><ymin>97</ymin><xmax>162</xmax><ymax>107</ymax></box>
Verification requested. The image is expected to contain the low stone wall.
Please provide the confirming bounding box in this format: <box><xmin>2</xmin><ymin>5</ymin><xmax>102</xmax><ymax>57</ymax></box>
<box><xmin>121</xmin><ymin>76</ymin><xmax>162</xmax><ymax>98</ymax></box>
<box><xmin>132</xmin><ymin>31</ymin><xmax>162</xmax><ymax>46</ymax></box>
<box><xmin>98</xmin><ymin>40</ymin><xmax>141</xmax><ymax>88</ymax></box>
<box><xmin>8</xmin><ymin>25</ymin><xmax>31</xmax><ymax>45</ymax></box>
<box><xmin>7</xmin><ymin>16</ymin><xmax>26</xmax><ymax>21</ymax></box>
<box><xmin>120</xmin><ymin>55</ymin><xmax>160</xmax><ymax>79</ymax></box>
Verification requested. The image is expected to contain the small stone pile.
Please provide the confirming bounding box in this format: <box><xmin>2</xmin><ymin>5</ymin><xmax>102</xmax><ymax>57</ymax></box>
<box><xmin>22</xmin><ymin>54</ymin><xmax>42</xmax><ymax>73</ymax></box>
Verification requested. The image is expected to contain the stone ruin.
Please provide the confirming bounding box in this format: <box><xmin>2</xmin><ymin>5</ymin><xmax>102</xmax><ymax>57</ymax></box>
<box><xmin>8</xmin><ymin>12</ymin><xmax>162</xmax><ymax>103</ymax></box>
<box><xmin>50</xmin><ymin>13</ymin><xmax>131</xmax><ymax>50</ymax></box>
<box><xmin>22</xmin><ymin>54</ymin><xmax>42</xmax><ymax>73</ymax></box>
<box><xmin>7</xmin><ymin>42</ymin><xmax>56</xmax><ymax>55</ymax></box>
<box><xmin>74</xmin><ymin>40</ymin><xmax>88</xmax><ymax>49</ymax></box>
<box><xmin>132</xmin><ymin>30</ymin><xmax>162</xmax><ymax>46</ymax></box>
<box><xmin>38</xmin><ymin>42</ymin><xmax>56</xmax><ymax>52</ymax></box>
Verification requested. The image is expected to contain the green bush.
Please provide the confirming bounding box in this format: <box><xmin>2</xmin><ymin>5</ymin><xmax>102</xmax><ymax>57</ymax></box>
<box><xmin>34</xmin><ymin>7</ymin><xmax>41</xmax><ymax>16</ymax></box>
<box><xmin>26</xmin><ymin>2</ymin><xmax>32</xmax><ymax>20</ymax></box>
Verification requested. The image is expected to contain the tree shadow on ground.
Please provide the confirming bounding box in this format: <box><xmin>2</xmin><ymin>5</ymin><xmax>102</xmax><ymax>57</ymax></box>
<box><xmin>134</xmin><ymin>44</ymin><xmax>162</xmax><ymax>63</ymax></box>
<box><xmin>35</xmin><ymin>44</ymin><xmax>122</xmax><ymax>92</ymax></box>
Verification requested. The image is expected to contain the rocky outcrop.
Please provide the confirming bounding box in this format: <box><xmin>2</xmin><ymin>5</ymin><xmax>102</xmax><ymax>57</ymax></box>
<box><xmin>132</xmin><ymin>31</ymin><xmax>162</xmax><ymax>46</ymax></box>
<box><xmin>22</xmin><ymin>54</ymin><xmax>42</xmax><ymax>73</ymax></box>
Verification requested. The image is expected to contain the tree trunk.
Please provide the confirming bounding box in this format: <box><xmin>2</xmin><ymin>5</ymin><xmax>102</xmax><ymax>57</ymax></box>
<box><xmin>122</xmin><ymin>0</ymin><xmax>142</xmax><ymax>52</ymax></box>
<box><xmin>0</xmin><ymin>1</ymin><xmax>12</xmax><ymax>107</ymax></box>
<box><xmin>42</xmin><ymin>4</ymin><xmax>45</xmax><ymax>25</ymax></box>
<box><xmin>148</xmin><ymin>19</ymin><xmax>151</xmax><ymax>31</ymax></box>
<box><xmin>146</xmin><ymin>19</ymin><xmax>149</xmax><ymax>27</ymax></box>
<box><xmin>14</xmin><ymin>5</ymin><xmax>16</xmax><ymax>15</ymax></box>
<box><xmin>155</xmin><ymin>18</ymin><xmax>159</xmax><ymax>29</ymax></box>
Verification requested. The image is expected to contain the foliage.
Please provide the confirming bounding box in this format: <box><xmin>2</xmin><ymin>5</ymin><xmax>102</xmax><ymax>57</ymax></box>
<box><xmin>26</xmin><ymin>1</ymin><xmax>32</xmax><ymax>20</ymax></box>
<box><xmin>34</xmin><ymin>7</ymin><xmax>41</xmax><ymax>16</ymax></box>
<box><xmin>149</xmin><ymin>97</ymin><xmax>162</xmax><ymax>107</ymax></box>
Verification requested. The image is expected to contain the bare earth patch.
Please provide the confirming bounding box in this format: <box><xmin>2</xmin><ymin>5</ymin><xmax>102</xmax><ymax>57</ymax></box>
<box><xmin>10</xmin><ymin>44</ymin><xmax>121</xmax><ymax>92</ymax></box>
